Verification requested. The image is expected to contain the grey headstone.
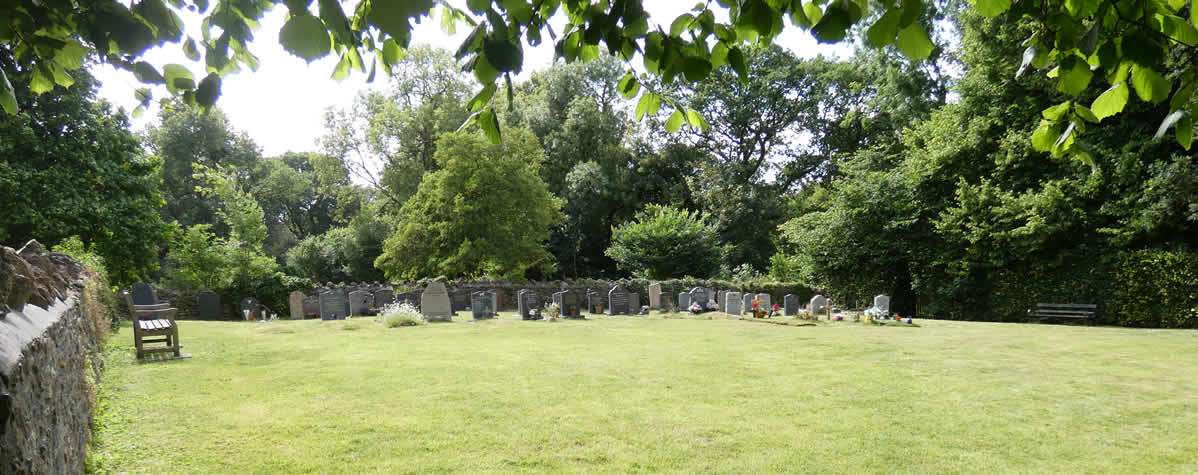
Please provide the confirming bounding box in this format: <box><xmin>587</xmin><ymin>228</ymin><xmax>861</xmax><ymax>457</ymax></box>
<box><xmin>519</xmin><ymin>290</ymin><xmax>541</xmax><ymax>320</ymax></box>
<box><xmin>488</xmin><ymin>291</ymin><xmax>499</xmax><ymax>315</ymax></box>
<box><xmin>289</xmin><ymin>291</ymin><xmax>305</xmax><ymax>320</ymax></box>
<box><xmin>421</xmin><ymin>282</ymin><xmax>453</xmax><ymax>321</ymax></box>
<box><xmin>648</xmin><ymin>283</ymin><xmax>662</xmax><ymax>309</ymax></box>
<box><xmin>240</xmin><ymin>297</ymin><xmax>261</xmax><ymax>320</ymax></box>
<box><xmin>742</xmin><ymin>293</ymin><xmax>753</xmax><ymax>315</ymax></box>
<box><xmin>809</xmin><ymin>295</ymin><xmax>827</xmax><ymax>315</ymax></box>
<box><xmin>320</xmin><ymin>289</ymin><xmax>347</xmax><ymax>320</ymax></box>
<box><xmin>678</xmin><ymin>292</ymin><xmax>691</xmax><ymax>310</ymax></box>
<box><xmin>472</xmin><ymin>291</ymin><xmax>495</xmax><ymax>320</ymax></box>
<box><xmin>349</xmin><ymin>290</ymin><xmax>373</xmax><ymax>316</ymax></box>
<box><xmin>303</xmin><ymin>295</ymin><xmax>321</xmax><ymax>318</ymax></box>
<box><xmin>724</xmin><ymin>292</ymin><xmax>742</xmax><ymax>315</ymax></box>
<box><xmin>629</xmin><ymin>293</ymin><xmax>640</xmax><ymax>314</ymax></box>
<box><xmin>373</xmin><ymin>288</ymin><xmax>395</xmax><ymax>309</ymax></box>
<box><xmin>756</xmin><ymin>293</ymin><xmax>771</xmax><ymax>312</ymax></box>
<box><xmin>131</xmin><ymin>282</ymin><xmax>157</xmax><ymax>305</ymax></box>
<box><xmin>557</xmin><ymin>291</ymin><xmax>581</xmax><ymax>318</ymax></box>
<box><xmin>396</xmin><ymin>290</ymin><xmax>420</xmax><ymax>307</ymax></box>
<box><xmin>874</xmin><ymin>294</ymin><xmax>891</xmax><ymax>312</ymax></box>
<box><xmin>608</xmin><ymin>285</ymin><xmax>630</xmax><ymax>315</ymax></box>
<box><xmin>197</xmin><ymin>290</ymin><xmax>221</xmax><ymax>320</ymax></box>
<box><xmin>784</xmin><ymin>294</ymin><xmax>799</xmax><ymax>316</ymax></box>
<box><xmin>688</xmin><ymin>287</ymin><xmax>707</xmax><ymax>310</ymax></box>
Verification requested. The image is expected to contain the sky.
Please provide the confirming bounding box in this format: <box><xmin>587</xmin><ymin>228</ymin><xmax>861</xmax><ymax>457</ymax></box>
<box><xmin>95</xmin><ymin>2</ymin><xmax>852</xmax><ymax>158</ymax></box>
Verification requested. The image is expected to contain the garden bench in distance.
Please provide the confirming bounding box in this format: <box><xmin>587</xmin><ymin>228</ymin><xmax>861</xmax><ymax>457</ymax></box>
<box><xmin>121</xmin><ymin>291</ymin><xmax>191</xmax><ymax>361</ymax></box>
<box><xmin>1028</xmin><ymin>303</ymin><xmax>1097</xmax><ymax>324</ymax></box>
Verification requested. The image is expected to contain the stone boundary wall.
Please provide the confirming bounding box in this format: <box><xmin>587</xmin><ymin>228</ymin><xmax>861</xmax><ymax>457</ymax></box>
<box><xmin>1</xmin><ymin>241</ymin><xmax>103</xmax><ymax>474</ymax></box>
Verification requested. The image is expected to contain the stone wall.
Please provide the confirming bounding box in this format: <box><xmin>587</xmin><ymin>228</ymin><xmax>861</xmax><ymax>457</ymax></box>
<box><xmin>1</xmin><ymin>241</ymin><xmax>104</xmax><ymax>474</ymax></box>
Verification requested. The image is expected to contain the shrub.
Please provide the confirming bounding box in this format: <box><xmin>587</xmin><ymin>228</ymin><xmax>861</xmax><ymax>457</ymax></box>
<box><xmin>606</xmin><ymin>204</ymin><xmax>722</xmax><ymax>280</ymax></box>
<box><xmin>1113</xmin><ymin>249</ymin><xmax>1198</xmax><ymax>328</ymax></box>
<box><xmin>377</xmin><ymin>302</ymin><xmax>425</xmax><ymax>327</ymax></box>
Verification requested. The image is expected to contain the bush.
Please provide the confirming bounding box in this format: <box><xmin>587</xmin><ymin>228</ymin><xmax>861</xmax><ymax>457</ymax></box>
<box><xmin>606</xmin><ymin>205</ymin><xmax>722</xmax><ymax>280</ymax></box>
<box><xmin>1113</xmin><ymin>249</ymin><xmax>1198</xmax><ymax>328</ymax></box>
<box><xmin>377</xmin><ymin>302</ymin><xmax>425</xmax><ymax>327</ymax></box>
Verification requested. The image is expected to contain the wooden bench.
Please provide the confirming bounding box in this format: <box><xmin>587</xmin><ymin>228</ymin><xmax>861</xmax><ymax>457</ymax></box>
<box><xmin>121</xmin><ymin>291</ymin><xmax>187</xmax><ymax>361</ymax></box>
<box><xmin>1028</xmin><ymin>303</ymin><xmax>1097</xmax><ymax>324</ymax></box>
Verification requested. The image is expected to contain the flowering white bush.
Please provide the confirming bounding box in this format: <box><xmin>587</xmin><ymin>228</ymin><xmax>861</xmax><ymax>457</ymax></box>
<box><xmin>377</xmin><ymin>301</ymin><xmax>424</xmax><ymax>327</ymax></box>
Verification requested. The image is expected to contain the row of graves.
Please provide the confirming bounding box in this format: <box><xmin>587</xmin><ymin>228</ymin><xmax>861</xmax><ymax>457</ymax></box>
<box><xmin>416</xmin><ymin>283</ymin><xmax>657</xmax><ymax>321</ymax></box>
<box><xmin>640</xmin><ymin>283</ymin><xmax>895</xmax><ymax>320</ymax></box>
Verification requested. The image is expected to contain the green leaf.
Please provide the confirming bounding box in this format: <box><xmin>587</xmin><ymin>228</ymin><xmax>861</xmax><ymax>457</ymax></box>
<box><xmin>803</xmin><ymin>2</ymin><xmax>823</xmax><ymax>25</ymax></box>
<box><xmin>1131</xmin><ymin>65</ymin><xmax>1171</xmax><ymax>103</ymax></box>
<box><xmin>970</xmin><ymin>0</ymin><xmax>1011</xmax><ymax>17</ymax></box>
<box><xmin>53</xmin><ymin>39</ymin><xmax>89</xmax><ymax>70</ymax></box>
<box><xmin>467</xmin><ymin>83</ymin><xmax>495</xmax><ymax>112</ymax></box>
<box><xmin>183</xmin><ymin>37</ymin><xmax>201</xmax><ymax>61</ymax></box>
<box><xmin>0</xmin><ymin>68</ymin><xmax>16</xmax><ymax>114</ymax></box>
<box><xmin>710</xmin><ymin>43</ymin><xmax>729</xmax><ymax>68</ymax></box>
<box><xmin>331</xmin><ymin>53</ymin><xmax>351</xmax><ymax>80</ymax></box>
<box><xmin>1074</xmin><ymin>104</ymin><xmax>1099</xmax><ymax>123</ymax></box>
<box><xmin>1031</xmin><ymin>120</ymin><xmax>1059</xmax><ymax>151</ymax></box>
<box><xmin>279</xmin><ymin>14</ymin><xmax>331</xmax><ymax>62</ymax></box>
<box><xmin>812</xmin><ymin>5</ymin><xmax>853</xmax><ymax>43</ymax></box>
<box><xmin>1177</xmin><ymin>114</ymin><xmax>1193</xmax><ymax>150</ymax></box>
<box><xmin>1158</xmin><ymin>14</ymin><xmax>1198</xmax><ymax>46</ymax></box>
<box><xmin>162</xmin><ymin>63</ymin><xmax>195</xmax><ymax>94</ymax></box>
<box><xmin>1065</xmin><ymin>0</ymin><xmax>1099</xmax><ymax>18</ymax></box>
<box><xmin>370</xmin><ymin>0</ymin><xmax>432</xmax><ymax>40</ymax></box>
<box><xmin>134</xmin><ymin>88</ymin><xmax>152</xmax><ymax>106</ymax></box>
<box><xmin>1042</xmin><ymin>102</ymin><xmax>1072</xmax><ymax>120</ymax></box>
<box><xmin>618</xmin><ymin>72</ymin><xmax>640</xmax><ymax>99</ymax></box>
<box><xmin>1058</xmin><ymin>56</ymin><xmax>1093</xmax><ymax>96</ymax></box>
<box><xmin>196</xmin><ymin>73</ymin><xmax>221</xmax><ymax>109</ymax></box>
<box><xmin>382</xmin><ymin>39</ymin><xmax>404</xmax><ymax>66</ymax></box>
<box><xmin>1154</xmin><ymin>109</ymin><xmax>1188</xmax><ymax>139</ymax></box>
<box><xmin>30</xmin><ymin>64</ymin><xmax>56</xmax><ymax>94</ymax></box>
<box><xmin>48</xmin><ymin>63</ymin><xmax>74</xmax><ymax>88</ymax></box>
<box><xmin>728</xmin><ymin>47</ymin><xmax>748</xmax><ymax>83</ymax></box>
<box><xmin>635</xmin><ymin>92</ymin><xmax>660</xmax><ymax>120</ymax></box>
<box><xmin>682</xmin><ymin>56</ymin><xmax>712</xmax><ymax>82</ymax></box>
<box><xmin>670</xmin><ymin>13</ymin><xmax>695</xmax><ymax>37</ymax></box>
<box><xmin>477</xmin><ymin>107</ymin><xmax>501</xmax><ymax>143</ymax></box>
<box><xmin>866</xmin><ymin>10</ymin><xmax>901</xmax><ymax>48</ymax></box>
<box><xmin>896</xmin><ymin>24</ymin><xmax>935</xmax><ymax>60</ymax></box>
<box><xmin>483</xmin><ymin>37</ymin><xmax>523</xmax><ymax>73</ymax></box>
<box><xmin>1090</xmin><ymin>83</ymin><xmax>1128</xmax><ymax>120</ymax></box>
<box><xmin>467</xmin><ymin>0</ymin><xmax>489</xmax><ymax>14</ymax></box>
<box><xmin>132</xmin><ymin>62</ymin><xmax>166</xmax><ymax>84</ymax></box>
<box><xmin>472</xmin><ymin>52</ymin><xmax>501</xmax><ymax>84</ymax></box>
<box><xmin>685</xmin><ymin>109</ymin><xmax>710</xmax><ymax>131</ymax></box>
<box><xmin>665</xmin><ymin>109</ymin><xmax>685</xmax><ymax>133</ymax></box>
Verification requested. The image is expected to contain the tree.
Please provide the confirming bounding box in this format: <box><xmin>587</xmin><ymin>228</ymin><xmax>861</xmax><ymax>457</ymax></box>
<box><xmin>606</xmin><ymin>204</ymin><xmax>722</xmax><ymax>280</ymax></box>
<box><xmin>7</xmin><ymin>0</ymin><xmax>1187</xmax><ymax>154</ymax></box>
<box><xmin>0</xmin><ymin>51</ymin><xmax>168</xmax><ymax>286</ymax></box>
<box><xmin>250</xmin><ymin>151</ymin><xmax>356</xmax><ymax>259</ymax></box>
<box><xmin>375</xmin><ymin>128</ymin><xmax>563</xmax><ymax>280</ymax></box>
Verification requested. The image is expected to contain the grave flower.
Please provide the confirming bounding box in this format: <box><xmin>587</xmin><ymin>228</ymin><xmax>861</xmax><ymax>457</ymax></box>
<box><xmin>689</xmin><ymin>302</ymin><xmax>703</xmax><ymax>314</ymax></box>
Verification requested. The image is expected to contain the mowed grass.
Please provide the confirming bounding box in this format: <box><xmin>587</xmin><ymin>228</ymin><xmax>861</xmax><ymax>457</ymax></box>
<box><xmin>88</xmin><ymin>314</ymin><xmax>1198</xmax><ymax>473</ymax></box>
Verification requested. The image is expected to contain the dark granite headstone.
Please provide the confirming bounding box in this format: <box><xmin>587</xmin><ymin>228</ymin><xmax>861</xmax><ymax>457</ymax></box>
<box><xmin>451</xmin><ymin>289</ymin><xmax>470</xmax><ymax>314</ymax></box>
<box><xmin>784</xmin><ymin>294</ymin><xmax>799</xmax><ymax>316</ymax></box>
<box><xmin>555</xmin><ymin>291</ymin><xmax>581</xmax><ymax>318</ymax></box>
<box><xmin>303</xmin><ymin>295</ymin><xmax>320</xmax><ymax>318</ymax></box>
<box><xmin>239</xmin><ymin>297</ymin><xmax>261</xmax><ymax>320</ymax></box>
<box><xmin>197</xmin><ymin>290</ymin><xmax>221</xmax><ymax>320</ymax></box>
<box><xmin>131</xmin><ymin>282</ymin><xmax>157</xmax><ymax>305</ymax></box>
<box><xmin>395</xmin><ymin>290</ymin><xmax>419</xmax><ymax>307</ymax></box>
<box><xmin>472</xmin><ymin>291</ymin><xmax>494</xmax><ymax>320</ymax></box>
<box><xmin>587</xmin><ymin>289</ymin><xmax>603</xmax><ymax>313</ymax></box>
<box><xmin>608</xmin><ymin>285</ymin><xmax>630</xmax><ymax>315</ymax></box>
<box><xmin>373</xmin><ymin>288</ymin><xmax>395</xmax><ymax>309</ymax></box>
<box><xmin>349</xmin><ymin>290</ymin><xmax>373</xmax><ymax>316</ymax></box>
<box><xmin>519</xmin><ymin>290</ymin><xmax>541</xmax><ymax>320</ymax></box>
<box><xmin>319</xmin><ymin>289</ymin><xmax>347</xmax><ymax>320</ymax></box>
<box><xmin>688</xmin><ymin>287</ymin><xmax>707</xmax><ymax>311</ymax></box>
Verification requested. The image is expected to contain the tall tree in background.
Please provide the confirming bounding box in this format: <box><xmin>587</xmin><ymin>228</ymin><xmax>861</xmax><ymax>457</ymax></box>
<box><xmin>0</xmin><ymin>51</ymin><xmax>168</xmax><ymax>285</ymax></box>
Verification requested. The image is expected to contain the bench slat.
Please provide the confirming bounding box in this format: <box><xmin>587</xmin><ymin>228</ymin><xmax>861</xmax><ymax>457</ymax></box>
<box><xmin>1030</xmin><ymin>313</ymin><xmax>1092</xmax><ymax>318</ymax></box>
<box><xmin>1034</xmin><ymin>303</ymin><xmax>1097</xmax><ymax>309</ymax></box>
<box><xmin>1030</xmin><ymin>310</ymin><xmax>1095</xmax><ymax>315</ymax></box>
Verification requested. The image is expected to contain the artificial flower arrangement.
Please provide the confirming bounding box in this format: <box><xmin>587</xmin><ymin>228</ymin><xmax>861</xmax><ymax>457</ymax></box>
<box><xmin>545</xmin><ymin>302</ymin><xmax>561</xmax><ymax>320</ymax></box>
<box><xmin>772</xmin><ymin>303</ymin><xmax>781</xmax><ymax>317</ymax></box>
<box><xmin>689</xmin><ymin>302</ymin><xmax>703</xmax><ymax>314</ymax></box>
<box><xmin>706</xmin><ymin>300</ymin><xmax>719</xmax><ymax>311</ymax></box>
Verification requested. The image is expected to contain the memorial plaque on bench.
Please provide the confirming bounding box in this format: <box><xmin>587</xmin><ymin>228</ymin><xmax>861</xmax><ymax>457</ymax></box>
<box><xmin>349</xmin><ymin>290</ymin><xmax>373</xmax><ymax>316</ymax></box>
<box><xmin>421</xmin><ymin>282</ymin><xmax>453</xmax><ymax>321</ymax></box>
<box><xmin>608</xmin><ymin>285</ymin><xmax>630</xmax><ymax>315</ymax></box>
<box><xmin>289</xmin><ymin>291</ymin><xmax>304</xmax><ymax>320</ymax></box>
<box><xmin>519</xmin><ymin>290</ymin><xmax>541</xmax><ymax>320</ymax></box>
<box><xmin>197</xmin><ymin>290</ymin><xmax>221</xmax><ymax>320</ymax></box>
<box><xmin>784</xmin><ymin>294</ymin><xmax>799</xmax><ymax>316</ymax></box>
<box><xmin>320</xmin><ymin>290</ymin><xmax>347</xmax><ymax>320</ymax></box>
<box><xmin>240</xmin><ymin>297</ymin><xmax>261</xmax><ymax>320</ymax></box>
<box><xmin>724</xmin><ymin>292</ymin><xmax>742</xmax><ymax>315</ymax></box>
<box><xmin>472</xmin><ymin>291</ymin><xmax>495</xmax><ymax>320</ymax></box>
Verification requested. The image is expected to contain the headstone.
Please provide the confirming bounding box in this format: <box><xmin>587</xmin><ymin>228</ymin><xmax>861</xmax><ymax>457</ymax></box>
<box><xmin>395</xmin><ymin>290</ymin><xmax>420</xmax><ymax>307</ymax></box>
<box><xmin>558</xmin><ymin>291</ymin><xmax>581</xmax><ymax>318</ymax></box>
<box><xmin>809</xmin><ymin>294</ymin><xmax>827</xmax><ymax>315</ymax></box>
<box><xmin>373</xmin><ymin>288</ymin><xmax>395</xmax><ymax>310</ymax></box>
<box><xmin>488</xmin><ymin>291</ymin><xmax>499</xmax><ymax>315</ymax></box>
<box><xmin>724</xmin><ymin>292</ymin><xmax>742</xmax><ymax>315</ymax></box>
<box><xmin>648</xmin><ymin>283</ymin><xmax>662</xmax><ymax>309</ymax></box>
<box><xmin>629</xmin><ymin>293</ymin><xmax>640</xmax><ymax>315</ymax></box>
<box><xmin>319</xmin><ymin>290</ymin><xmax>347</xmax><ymax>320</ymax></box>
<box><xmin>687</xmin><ymin>287</ymin><xmax>707</xmax><ymax>310</ymax></box>
<box><xmin>608</xmin><ymin>285</ymin><xmax>630</xmax><ymax>315</ymax></box>
<box><xmin>587</xmin><ymin>289</ymin><xmax>603</xmax><ymax>313</ymax></box>
<box><xmin>678</xmin><ymin>292</ymin><xmax>691</xmax><ymax>310</ymax></box>
<box><xmin>756</xmin><ymin>293</ymin><xmax>772</xmax><ymax>311</ymax></box>
<box><xmin>303</xmin><ymin>295</ymin><xmax>320</xmax><ymax>318</ymax></box>
<box><xmin>240</xmin><ymin>297</ymin><xmax>261</xmax><ymax>320</ymax></box>
<box><xmin>874</xmin><ymin>294</ymin><xmax>891</xmax><ymax>312</ymax></box>
<box><xmin>472</xmin><ymin>291</ymin><xmax>494</xmax><ymax>320</ymax></box>
<box><xmin>451</xmin><ymin>289</ymin><xmax>470</xmax><ymax>314</ymax></box>
<box><xmin>197</xmin><ymin>290</ymin><xmax>221</xmax><ymax>320</ymax></box>
<box><xmin>288</xmin><ymin>291</ymin><xmax>304</xmax><ymax>320</ymax></box>
<box><xmin>130</xmin><ymin>282</ymin><xmax>157</xmax><ymax>305</ymax></box>
<box><xmin>421</xmin><ymin>282</ymin><xmax>453</xmax><ymax>321</ymax></box>
<box><xmin>742</xmin><ymin>293</ymin><xmax>754</xmax><ymax>315</ymax></box>
<box><xmin>784</xmin><ymin>294</ymin><xmax>799</xmax><ymax>316</ymax></box>
<box><xmin>519</xmin><ymin>290</ymin><xmax>541</xmax><ymax>320</ymax></box>
<box><xmin>349</xmin><ymin>290</ymin><xmax>373</xmax><ymax>316</ymax></box>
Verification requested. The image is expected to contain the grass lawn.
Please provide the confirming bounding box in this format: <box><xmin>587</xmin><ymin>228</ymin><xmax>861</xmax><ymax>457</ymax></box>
<box><xmin>88</xmin><ymin>313</ymin><xmax>1198</xmax><ymax>473</ymax></box>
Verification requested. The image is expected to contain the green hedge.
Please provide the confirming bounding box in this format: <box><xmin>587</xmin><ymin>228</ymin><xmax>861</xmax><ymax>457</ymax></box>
<box><xmin>1113</xmin><ymin>249</ymin><xmax>1198</xmax><ymax>328</ymax></box>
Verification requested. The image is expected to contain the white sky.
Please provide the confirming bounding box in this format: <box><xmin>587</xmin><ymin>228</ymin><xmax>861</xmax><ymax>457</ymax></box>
<box><xmin>96</xmin><ymin>2</ymin><xmax>851</xmax><ymax>157</ymax></box>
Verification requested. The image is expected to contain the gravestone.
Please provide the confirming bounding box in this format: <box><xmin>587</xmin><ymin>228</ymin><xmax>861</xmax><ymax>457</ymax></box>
<box><xmin>395</xmin><ymin>290</ymin><xmax>420</xmax><ymax>307</ymax></box>
<box><xmin>349</xmin><ymin>290</ymin><xmax>373</xmax><ymax>316</ymax></box>
<box><xmin>288</xmin><ymin>291</ymin><xmax>304</xmax><ymax>320</ymax></box>
<box><xmin>557</xmin><ymin>291</ymin><xmax>582</xmax><ymax>318</ymax></box>
<box><xmin>608</xmin><ymin>285</ymin><xmax>630</xmax><ymax>315</ymax></box>
<box><xmin>724</xmin><ymin>292</ymin><xmax>742</xmax><ymax>315</ymax></box>
<box><xmin>587</xmin><ymin>289</ymin><xmax>603</xmax><ymax>313</ymax></box>
<box><xmin>130</xmin><ymin>282</ymin><xmax>157</xmax><ymax>305</ymax></box>
<box><xmin>648</xmin><ymin>283</ymin><xmax>662</xmax><ymax>309</ymax></box>
<box><xmin>197</xmin><ymin>290</ymin><xmax>221</xmax><ymax>320</ymax></box>
<box><xmin>678</xmin><ymin>292</ymin><xmax>691</xmax><ymax>310</ymax></box>
<box><xmin>688</xmin><ymin>287</ymin><xmax>707</xmax><ymax>311</ymax></box>
<box><xmin>742</xmin><ymin>293</ymin><xmax>754</xmax><ymax>315</ymax></box>
<box><xmin>874</xmin><ymin>294</ymin><xmax>891</xmax><ymax>312</ymax></box>
<box><xmin>757</xmin><ymin>293</ymin><xmax>772</xmax><ymax>311</ymax></box>
<box><xmin>451</xmin><ymin>289</ymin><xmax>470</xmax><ymax>314</ymax></box>
<box><xmin>629</xmin><ymin>293</ymin><xmax>640</xmax><ymax>315</ymax></box>
<box><xmin>472</xmin><ymin>291</ymin><xmax>494</xmax><ymax>320</ymax></box>
<box><xmin>784</xmin><ymin>294</ymin><xmax>799</xmax><ymax>316</ymax></box>
<box><xmin>240</xmin><ymin>297</ymin><xmax>261</xmax><ymax>320</ymax></box>
<box><xmin>319</xmin><ymin>290</ymin><xmax>347</xmax><ymax>320</ymax></box>
<box><xmin>519</xmin><ymin>290</ymin><xmax>541</xmax><ymax>320</ymax></box>
<box><xmin>303</xmin><ymin>295</ymin><xmax>320</xmax><ymax>318</ymax></box>
<box><xmin>373</xmin><ymin>288</ymin><xmax>395</xmax><ymax>309</ymax></box>
<box><xmin>809</xmin><ymin>295</ymin><xmax>827</xmax><ymax>315</ymax></box>
<box><xmin>421</xmin><ymin>282</ymin><xmax>453</xmax><ymax>321</ymax></box>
